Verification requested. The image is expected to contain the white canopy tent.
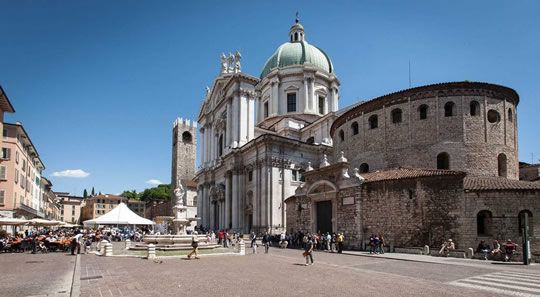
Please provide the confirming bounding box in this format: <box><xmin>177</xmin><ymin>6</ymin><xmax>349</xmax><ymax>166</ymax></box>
<box><xmin>83</xmin><ymin>202</ymin><xmax>154</xmax><ymax>226</ymax></box>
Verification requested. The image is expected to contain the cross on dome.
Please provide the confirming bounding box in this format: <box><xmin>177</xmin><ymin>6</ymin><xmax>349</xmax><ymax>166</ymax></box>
<box><xmin>289</xmin><ymin>12</ymin><xmax>305</xmax><ymax>42</ymax></box>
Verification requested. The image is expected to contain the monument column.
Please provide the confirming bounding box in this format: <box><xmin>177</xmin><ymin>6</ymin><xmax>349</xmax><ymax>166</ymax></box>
<box><xmin>231</xmin><ymin>171</ymin><xmax>239</xmax><ymax>230</ymax></box>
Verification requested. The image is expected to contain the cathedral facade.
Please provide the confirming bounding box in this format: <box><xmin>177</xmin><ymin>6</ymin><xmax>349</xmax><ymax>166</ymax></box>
<box><xmin>193</xmin><ymin>19</ymin><xmax>539</xmax><ymax>258</ymax></box>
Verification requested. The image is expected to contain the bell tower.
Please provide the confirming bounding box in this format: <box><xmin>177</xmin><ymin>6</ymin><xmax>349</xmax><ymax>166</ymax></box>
<box><xmin>171</xmin><ymin>118</ymin><xmax>197</xmax><ymax>193</ymax></box>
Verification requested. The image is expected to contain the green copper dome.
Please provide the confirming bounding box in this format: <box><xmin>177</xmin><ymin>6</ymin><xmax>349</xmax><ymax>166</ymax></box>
<box><xmin>260</xmin><ymin>40</ymin><xmax>334</xmax><ymax>79</ymax></box>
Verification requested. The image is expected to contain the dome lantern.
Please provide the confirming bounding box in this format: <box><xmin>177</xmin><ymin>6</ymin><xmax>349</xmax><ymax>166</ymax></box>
<box><xmin>289</xmin><ymin>13</ymin><xmax>305</xmax><ymax>42</ymax></box>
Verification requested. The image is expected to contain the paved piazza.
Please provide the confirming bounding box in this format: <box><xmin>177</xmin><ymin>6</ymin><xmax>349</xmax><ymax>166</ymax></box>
<box><xmin>3</xmin><ymin>244</ymin><xmax>540</xmax><ymax>297</ymax></box>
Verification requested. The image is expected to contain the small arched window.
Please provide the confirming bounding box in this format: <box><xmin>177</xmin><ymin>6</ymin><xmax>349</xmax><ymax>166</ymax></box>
<box><xmin>182</xmin><ymin>132</ymin><xmax>192</xmax><ymax>143</ymax></box>
<box><xmin>391</xmin><ymin>109</ymin><xmax>402</xmax><ymax>124</ymax></box>
<box><xmin>477</xmin><ymin>210</ymin><xmax>493</xmax><ymax>236</ymax></box>
<box><xmin>498</xmin><ymin>153</ymin><xmax>507</xmax><ymax>177</ymax></box>
<box><xmin>306</xmin><ymin>137</ymin><xmax>314</xmax><ymax>144</ymax></box>
<box><xmin>518</xmin><ymin>210</ymin><xmax>533</xmax><ymax>236</ymax></box>
<box><xmin>351</xmin><ymin>122</ymin><xmax>359</xmax><ymax>135</ymax></box>
<box><xmin>294</xmin><ymin>32</ymin><xmax>298</xmax><ymax>41</ymax></box>
<box><xmin>470</xmin><ymin>101</ymin><xmax>480</xmax><ymax>116</ymax></box>
<box><xmin>218</xmin><ymin>134</ymin><xmax>223</xmax><ymax>157</ymax></box>
<box><xmin>508</xmin><ymin>109</ymin><xmax>513</xmax><ymax>122</ymax></box>
<box><xmin>437</xmin><ymin>152</ymin><xmax>450</xmax><ymax>169</ymax></box>
<box><xmin>368</xmin><ymin>115</ymin><xmax>378</xmax><ymax>129</ymax></box>
<box><xmin>444</xmin><ymin>102</ymin><xmax>455</xmax><ymax>117</ymax></box>
<box><xmin>339</xmin><ymin>130</ymin><xmax>345</xmax><ymax>142</ymax></box>
<box><xmin>359</xmin><ymin>163</ymin><xmax>369</xmax><ymax>173</ymax></box>
<box><xmin>418</xmin><ymin>104</ymin><xmax>428</xmax><ymax>120</ymax></box>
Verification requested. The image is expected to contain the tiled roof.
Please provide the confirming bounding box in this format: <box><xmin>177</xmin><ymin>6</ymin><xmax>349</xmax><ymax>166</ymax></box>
<box><xmin>182</xmin><ymin>179</ymin><xmax>197</xmax><ymax>188</ymax></box>
<box><xmin>362</xmin><ymin>168</ymin><xmax>465</xmax><ymax>182</ymax></box>
<box><xmin>464</xmin><ymin>176</ymin><xmax>540</xmax><ymax>191</ymax></box>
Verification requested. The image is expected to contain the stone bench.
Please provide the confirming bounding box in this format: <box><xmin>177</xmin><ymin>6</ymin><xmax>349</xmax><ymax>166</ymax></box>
<box><xmin>430</xmin><ymin>249</ymin><xmax>467</xmax><ymax>258</ymax></box>
<box><xmin>394</xmin><ymin>247</ymin><xmax>425</xmax><ymax>255</ymax></box>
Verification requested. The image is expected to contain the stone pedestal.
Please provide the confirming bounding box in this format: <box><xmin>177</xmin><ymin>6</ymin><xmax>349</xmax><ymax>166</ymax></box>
<box><xmin>125</xmin><ymin>239</ymin><xmax>131</xmax><ymax>250</ymax></box>
<box><xmin>104</xmin><ymin>243</ymin><xmax>113</xmax><ymax>257</ymax></box>
<box><xmin>147</xmin><ymin>243</ymin><xmax>156</xmax><ymax>259</ymax></box>
<box><xmin>424</xmin><ymin>245</ymin><xmax>430</xmax><ymax>255</ymax></box>
<box><xmin>467</xmin><ymin>248</ymin><xmax>474</xmax><ymax>259</ymax></box>
<box><xmin>238</xmin><ymin>240</ymin><xmax>245</xmax><ymax>256</ymax></box>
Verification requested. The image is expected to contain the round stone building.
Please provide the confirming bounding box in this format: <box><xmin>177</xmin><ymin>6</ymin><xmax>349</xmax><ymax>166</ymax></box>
<box><xmin>330</xmin><ymin>82</ymin><xmax>519</xmax><ymax>179</ymax></box>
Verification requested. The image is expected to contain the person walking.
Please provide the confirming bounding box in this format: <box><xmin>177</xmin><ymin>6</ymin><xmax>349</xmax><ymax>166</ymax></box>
<box><xmin>326</xmin><ymin>233</ymin><xmax>331</xmax><ymax>251</ymax></box>
<box><xmin>379</xmin><ymin>235</ymin><xmax>385</xmax><ymax>254</ymax></box>
<box><xmin>250</xmin><ymin>232</ymin><xmax>257</xmax><ymax>247</ymax></box>
<box><xmin>187</xmin><ymin>231</ymin><xmax>200</xmax><ymax>260</ymax></box>
<box><xmin>223</xmin><ymin>230</ymin><xmax>229</xmax><ymax>248</ymax></box>
<box><xmin>262</xmin><ymin>232</ymin><xmax>271</xmax><ymax>253</ymax></box>
<box><xmin>337</xmin><ymin>233</ymin><xmax>344</xmax><ymax>253</ymax></box>
<box><xmin>369</xmin><ymin>234</ymin><xmax>376</xmax><ymax>254</ymax></box>
<box><xmin>304</xmin><ymin>236</ymin><xmax>314</xmax><ymax>266</ymax></box>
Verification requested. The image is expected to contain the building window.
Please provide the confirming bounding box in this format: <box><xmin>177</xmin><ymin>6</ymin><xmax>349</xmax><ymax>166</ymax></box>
<box><xmin>15</xmin><ymin>151</ymin><xmax>19</xmax><ymax>164</ymax></box>
<box><xmin>1</xmin><ymin>147</ymin><xmax>11</xmax><ymax>160</ymax></box>
<box><xmin>22</xmin><ymin>159</ymin><xmax>26</xmax><ymax>172</ymax></box>
<box><xmin>292</xmin><ymin>170</ymin><xmax>298</xmax><ymax>181</ymax></box>
<box><xmin>248</xmin><ymin>171</ymin><xmax>253</xmax><ymax>182</ymax></box>
<box><xmin>368</xmin><ymin>115</ymin><xmax>378</xmax><ymax>129</ymax></box>
<box><xmin>0</xmin><ymin>166</ymin><xmax>6</xmax><ymax>180</ymax></box>
<box><xmin>470</xmin><ymin>101</ymin><xmax>480</xmax><ymax>116</ymax></box>
<box><xmin>351</xmin><ymin>122</ymin><xmax>359</xmax><ymax>135</ymax></box>
<box><xmin>299</xmin><ymin>169</ymin><xmax>305</xmax><ymax>182</ymax></box>
<box><xmin>306</xmin><ymin>137</ymin><xmax>314</xmax><ymax>144</ymax></box>
<box><xmin>14</xmin><ymin>169</ymin><xmax>18</xmax><ymax>184</ymax></box>
<box><xmin>0</xmin><ymin>190</ymin><xmax>4</xmax><ymax>205</ymax></box>
<box><xmin>2</xmin><ymin>128</ymin><xmax>6</xmax><ymax>139</ymax></box>
<box><xmin>359</xmin><ymin>163</ymin><xmax>369</xmax><ymax>173</ymax></box>
<box><xmin>477</xmin><ymin>210</ymin><xmax>493</xmax><ymax>236</ymax></box>
<box><xmin>391</xmin><ymin>109</ymin><xmax>402</xmax><ymax>124</ymax></box>
<box><xmin>519</xmin><ymin>210</ymin><xmax>533</xmax><ymax>235</ymax></box>
<box><xmin>218</xmin><ymin>134</ymin><xmax>223</xmax><ymax>157</ymax></box>
<box><xmin>444</xmin><ymin>102</ymin><xmax>455</xmax><ymax>117</ymax></box>
<box><xmin>508</xmin><ymin>109</ymin><xmax>513</xmax><ymax>122</ymax></box>
<box><xmin>418</xmin><ymin>104</ymin><xmax>428</xmax><ymax>120</ymax></box>
<box><xmin>182</xmin><ymin>132</ymin><xmax>192</xmax><ymax>143</ymax></box>
<box><xmin>294</xmin><ymin>32</ymin><xmax>298</xmax><ymax>41</ymax></box>
<box><xmin>497</xmin><ymin>153</ymin><xmax>507</xmax><ymax>177</ymax></box>
<box><xmin>287</xmin><ymin>93</ymin><xmax>296</xmax><ymax>113</ymax></box>
<box><xmin>487</xmin><ymin>110</ymin><xmax>500</xmax><ymax>123</ymax></box>
<box><xmin>339</xmin><ymin>130</ymin><xmax>345</xmax><ymax>142</ymax></box>
<box><xmin>318</xmin><ymin>96</ymin><xmax>325</xmax><ymax>114</ymax></box>
<box><xmin>264</xmin><ymin>101</ymin><xmax>269</xmax><ymax>118</ymax></box>
<box><xmin>437</xmin><ymin>152</ymin><xmax>450</xmax><ymax>169</ymax></box>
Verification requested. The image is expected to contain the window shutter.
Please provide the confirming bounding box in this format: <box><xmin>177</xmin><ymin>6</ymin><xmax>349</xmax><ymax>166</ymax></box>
<box><xmin>0</xmin><ymin>190</ymin><xmax>4</xmax><ymax>204</ymax></box>
<box><xmin>0</xmin><ymin>166</ymin><xmax>6</xmax><ymax>180</ymax></box>
<box><xmin>6</xmin><ymin>148</ymin><xmax>10</xmax><ymax>160</ymax></box>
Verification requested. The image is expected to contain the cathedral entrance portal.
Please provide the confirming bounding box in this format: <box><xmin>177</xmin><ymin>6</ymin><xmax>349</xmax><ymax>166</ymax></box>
<box><xmin>316</xmin><ymin>200</ymin><xmax>332</xmax><ymax>234</ymax></box>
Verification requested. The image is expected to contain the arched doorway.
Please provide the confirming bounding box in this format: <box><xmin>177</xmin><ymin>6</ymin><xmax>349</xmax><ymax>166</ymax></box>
<box><xmin>307</xmin><ymin>181</ymin><xmax>338</xmax><ymax>234</ymax></box>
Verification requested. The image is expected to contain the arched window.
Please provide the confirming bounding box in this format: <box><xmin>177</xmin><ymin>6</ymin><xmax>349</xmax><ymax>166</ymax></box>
<box><xmin>497</xmin><ymin>153</ymin><xmax>507</xmax><ymax>177</ymax></box>
<box><xmin>368</xmin><ymin>115</ymin><xmax>378</xmax><ymax>129</ymax></box>
<box><xmin>306</xmin><ymin>137</ymin><xmax>314</xmax><ymax>144</ymax></box>
<box><xmin>444</xmin><ymin>102</ymin><xmax>455</xmax><ymax>117</ymax></box>
<box><xmin>437</xmin><ymin>152</ymin><xmax>450</xmax><ymax>169</ymax></box>
<box><xmin>518</xmin><ymin>210</ymin><xmax>533</xmax><ymax>236</ymax></box>
<box><xmin>299</xmin><ymin>169</ymin><xmax>305</xmax><ymax>182</ymax></box>
<box><xmin>339</xmin><ymin>130</ymin><xmax>345</xmax><ymax>142</ymax></box>
<box><xmin>418</xmin><ymin>104</ymin><xmax>428</xmax><ymax>120</ymax></box>
<box><xmin>359</xmin><ymin>163</ymin><xmax>369</xmax><ymax>173</ymax></box>
<box><xmin>294</xmin><ymin>32</ymin><xmax>298</xmax><ymax>41</ymax></box>
<box><xmin>351</xmin><ymin>122</ymin><xmax>359</xmax><ymax>135</ymax></box>
<box><xmin>477</xmin><ymin>210</ymin><xmax>493</xmax><ymax>236</ymax></box>
<box><xmin>470</xmin><ymin>101</ymin><xmax>480</xmax><ymax>116</ymax></box>
<box><xmin>391</xmin><ymin>109</ymin><xmax>402</xmax><ymax>124</ymax></box>
<box><xmin>508</xmin><ymin>109</ymin><xmax>513</xmax><ymax>122</ymax></box>
<box><xmin>182</xmin><ymin>132</ymin><xmax>192</xmax><ymax>143</ymax></box>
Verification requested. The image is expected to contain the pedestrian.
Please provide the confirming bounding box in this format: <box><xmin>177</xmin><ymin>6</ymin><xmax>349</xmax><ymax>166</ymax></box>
<box><xmin>280</xmin><ymin>232</ymin><xmax>288</xmax><ymax>248</ymax></box>
<box><xmin>326</xmin><ymin>233</ymin><xmax>331</xmax><ymax>251</ymax></box>
<box><xmin>71</xmin><ymin>231</ymin><xmax>83</xmax><ymax>255</ymax></box>
<box><xmin>476</xmin><ymin>240</ymin><xmax>489</xmax><ymax>260</ymax></box>
<box><xmin>337</xmin><ymin>233</ymin><xmax>344</xmax><ymax>253</ymax></box>
<box><xmin>219</xmin><ymin>230</ymin><xmax>224</xmax><ymax>245</ymax></box>
<box><xmin>187</xmin><ymin>231</ymin><xmax>200</xmax><ymax>260</ymax></box>
<box><xmin>262</xmin><ymin>231</ymin><xmax>271</xmax><ymax>253</ymax></box>
<box><xmin>250</xmin><ymin>232</ymin><xmax>257</xmax><ymax>247</ymax></box>
<box><xmin>304</xmin><ymin>235</ymin><xmax>314</xmax><ymax>266</ymax></box>
<box><xmin>223</xmin><ymin>230</ymin><xmax>229</xmax><ymax>248</ymax></box>
<box><xmin>331</xmin><ymin>233</ymin><xmax>337</xmax><ymax>253</ymax></box>
<box><xmin>369</xmin><ymin>234</ymin><xmax>376</xmax><ymax>254</ymax></box>
<box><xmin>374</xmin><ymin>235</ymin><xmax>381</xmax><ymax>254</ymax></box>
<box><xmin>379</xmin><ymin>235</ymin><xmax>385</xmax><ymax>254</ymax></box>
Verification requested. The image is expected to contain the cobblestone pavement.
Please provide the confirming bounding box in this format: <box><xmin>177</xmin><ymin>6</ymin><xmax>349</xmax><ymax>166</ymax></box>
<box><xmin>78</xmin><ymin>246</ymin><xmax>540</xmax><ymax>297</ymax></box>
<box><xmin>1</xmin><ymin>251</ymin><xmax>76</xmax><ymax>297</ymax></box>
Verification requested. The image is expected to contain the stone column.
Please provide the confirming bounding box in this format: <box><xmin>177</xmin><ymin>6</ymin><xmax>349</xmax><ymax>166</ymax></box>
<box><xmin>226</xmin><ymin>99</ymin><xmax>232</xmax><ymax>149</ymax></box>
<box><xmin>232</xmin><ymin>95</ymin><xmax>239</xmax><ymax>148</ymax></box>
<box><xmin>309</xmin><ymin>78</ymin><xmax>315</xmax><ymax>113</ymax></box>
<box><xmin>205</xmin><ymin>125</ymin><xmax>211</xmax><ymax>165</ymax></box>
<box><xmin>238</xmin><ymin>170</ymin><xmax>245</xmax><ymax>231</ymax></box>
<box><xmin>232</xmin><ymin>172</ymin><xmax>239</xmax><ymax>230</ymax></box>
<box><xmin>247</xmin><ymin>96</ymin><xmax>254</xmax><ymax>140</ymax></box>
<box><xmin>225</xmin><ymin>173</ymin><xmax>232</xmax><ymax>230</ymax></box>
<box><xmin>209</xmin><ymin>200</ymin><xmax>215</xmax><ymax>231</ymax></box>
<box><xmin>200</xmin><ymin>128</ymin><xmax>205</xmax><ymax>165</ymax></box>
<box><xmin>197</xmin><ymin>187</ymin><xmax>202</xmax><ymax>224</ymax></box>
<box><xmin>253</xmin><ymin>164</ymin><xmax>259</xmax><ymax>229</ymax></box>
<box><xmin>260</xmin><ymin>163</ymin><xmax>267</xmax><ymax>230</ymax></box>
<box><xmin>271</xmin><ymin>78</ymin><xmax>279</xmax><ymax>116</ymax></box>
<box><xmin>303</xmin><ymin>78</ymin><xmax>310</xmax><ymax>112</ymax></box>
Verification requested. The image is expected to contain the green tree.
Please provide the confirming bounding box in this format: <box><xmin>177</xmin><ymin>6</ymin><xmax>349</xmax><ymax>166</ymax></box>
<box><xmin>91</xmin><ymin>187</ymin><xmax>95</xmax><ymax>196</ymax></box>
<box><xmin>83</xmin><ymin>189</ymin><xmax>88</xmax><ymax>198</ymax></box>
<box><xmin>121</xmin><ymin>190</ymin><xmax>139</xmax><ymax>200</ymax></box>
<box><xmin>139</xmin><ymin>184</ymin><xmax>171</xmax><ymax>202</ymax></box>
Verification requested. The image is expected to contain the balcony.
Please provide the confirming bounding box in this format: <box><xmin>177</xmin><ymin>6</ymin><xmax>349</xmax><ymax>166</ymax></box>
<box><xmin>14</xmin><ymin>202</ymin><xmax>38</xmax><ymax>216</ymax></box>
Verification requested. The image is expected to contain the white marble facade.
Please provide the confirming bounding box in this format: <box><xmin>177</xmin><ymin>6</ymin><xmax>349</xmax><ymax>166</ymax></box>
<box><xmin>195</xmin><ymin>20</ymin><xmax>340</xmax><ymax>233</ymax></box>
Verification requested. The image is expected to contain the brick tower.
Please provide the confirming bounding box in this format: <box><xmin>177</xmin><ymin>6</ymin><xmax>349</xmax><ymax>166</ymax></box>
<box><xmin>171</xmin><ymin>118</ymin><xmax>197</xmax><ymax>200</ymax></box>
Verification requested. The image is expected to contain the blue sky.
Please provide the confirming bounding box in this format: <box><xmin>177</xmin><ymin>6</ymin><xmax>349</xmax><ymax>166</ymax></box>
<box><xmin>1</xmin><ymin>1</ymin><xmax>539</xmax><ymax>196</ymax></box>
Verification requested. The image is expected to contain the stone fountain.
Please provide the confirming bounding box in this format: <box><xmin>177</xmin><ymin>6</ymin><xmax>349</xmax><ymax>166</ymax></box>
<box><xmin>131</xmin><ymin>182</ymin><xmax>219</xmax><ymax>251</ymax></box>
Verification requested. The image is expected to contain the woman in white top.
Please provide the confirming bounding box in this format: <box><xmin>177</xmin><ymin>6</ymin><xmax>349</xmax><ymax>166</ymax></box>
<box><xmin>187</xmin><ymin>231</ymin><xmax>200</xmax><ymax>260</ymax></box>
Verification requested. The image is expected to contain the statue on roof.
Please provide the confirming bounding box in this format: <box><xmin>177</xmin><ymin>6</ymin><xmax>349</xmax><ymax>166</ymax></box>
<box><xmin>220</xmin><ymin>53</ymin><xmax>227</xmax><ymax>74</ymax></box>
<box><xmin>234</xmin><ymin>50</ymin><xmax>242</xmax><ymax>73</ymax></box>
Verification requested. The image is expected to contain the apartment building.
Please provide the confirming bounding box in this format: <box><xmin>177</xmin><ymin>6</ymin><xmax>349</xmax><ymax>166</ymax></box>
<box><xmin>41</xmin><ymin>177</ymin><xmax>60</xmax><ymax>220</ymax></box>
<box><xmin>55</xmin><ymin>192</ymin><xmax>84</xmax><ymax>224</ymax></box>
<box><xmin>81</xmin><ymin>194</ymin><xmax>127</xmax><ymax>221</ymax></box>
<box><xmin>0</xmin><ymin>122</ymin><xmax>45</xmax><ymax>219</ymax></box>
<box><xmin>127</xmin><ymin>199</ymin><xmax>145</xmax><ymax>218</ymax></box>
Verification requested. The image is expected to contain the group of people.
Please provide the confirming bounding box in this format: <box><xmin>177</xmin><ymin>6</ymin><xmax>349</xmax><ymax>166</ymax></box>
<box><xmin>477</xmin><ymin>239</ymin><xmax>519</xmax><ymax>261</ymax></box>
<box><xmin>368</xmin><ymin>234</ymin><xmax>385</xmax><ymax>254</ymax></box>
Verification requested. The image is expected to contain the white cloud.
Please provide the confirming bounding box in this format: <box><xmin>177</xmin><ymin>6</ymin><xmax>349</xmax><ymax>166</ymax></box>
<box><xmin>146</xmin><ymin>179</ymin><xmax>163</xmax><ymax>185</ymax></box>
<box><xmin>51</xmin><ymin>169</ymin><xmax>90</xmax><ymax>178</ymax></box>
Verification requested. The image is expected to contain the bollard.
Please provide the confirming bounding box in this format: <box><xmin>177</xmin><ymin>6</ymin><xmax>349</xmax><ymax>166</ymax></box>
<box><xmin>147</xmin><ymin>243</ymin><xmax>156</xmax><ymax>260</ymax></box>
<box><xmin>104</xmin><ymin>243</ymin><xmax>113</xmax><ymax>257</ymax></box>
<box><xmin>467</xmin><ymin>248</ymin><xmax>474</xmax><ymax>259</ymax></box>
<box><xmin>99</xmin><ymin>240</ymin><xmax>108</xmax><ymax>254</ymax></box>
<box><xmin>424</xmin><ymin>245</ymin><xmax>430</xmax><ymax>256</ymax></box>
<box><xmin>125</xmin><ymin>239</ymin><xmax>131</xmax><ymax>250</ymax></box>
<box><xmin>239</xmin><ymin>240</ymin><xmax>245</xmax><ymax>256</ymax></box>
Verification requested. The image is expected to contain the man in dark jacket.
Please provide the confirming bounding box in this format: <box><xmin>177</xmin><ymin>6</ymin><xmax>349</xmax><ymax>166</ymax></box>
<box><xmin>262</xmin><ymin>232</ymin><xmax>271</xmax><ymax>253</ymax></box>
<box><xmin>304</xmin><ymin>235</ymin><xmax>314</xmax><ymax>266</ymax></box>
